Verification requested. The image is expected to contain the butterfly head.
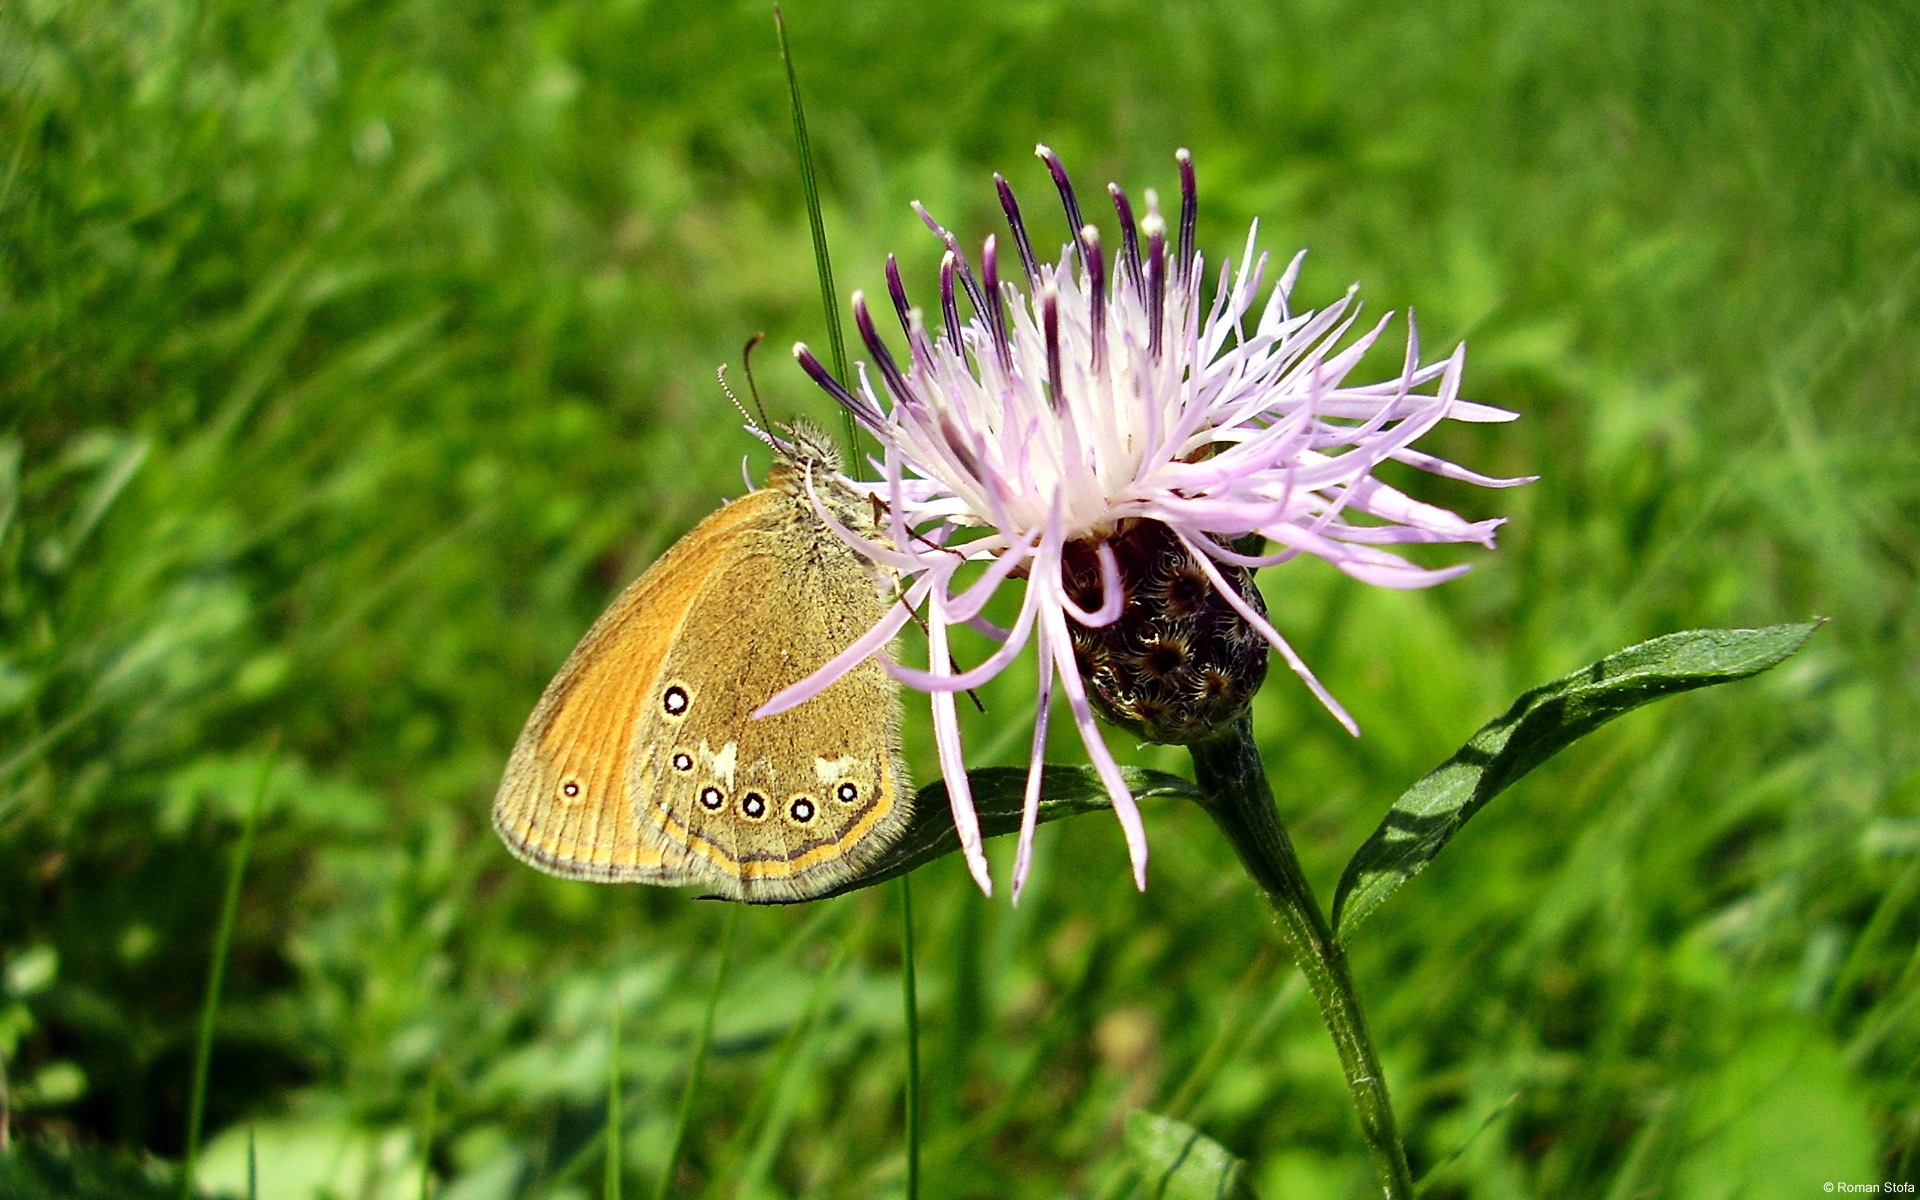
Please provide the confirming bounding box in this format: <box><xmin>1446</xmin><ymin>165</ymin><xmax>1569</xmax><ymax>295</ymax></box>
<box><xmin>717</xmin><ymin>357</ymin><xmax>846</xmax><ymax>491</ymax></box>
<box><xmin>766</xmin><ymin>416</ymin><xmax>844</xmax><ymax>480</ymax></box>
<box><xmin>750</xmin><ymin>416</ymin><xmax>893</xmax><ymax>544</ymax></box>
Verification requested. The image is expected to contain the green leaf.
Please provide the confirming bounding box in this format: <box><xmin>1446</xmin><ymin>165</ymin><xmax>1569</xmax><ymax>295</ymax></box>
<box><xmin>1123</xmin><ymin>1110</ymin><xmax>1259</xmax><ymax>1200</ymax></box>
<box><xmin>801</xmin><ymin>765</ymin><xmax>1199</xmax><ymax>903</ymax></box>
<box><xmin>1330</xmin><ymin>623</ymin><xmax>1822</xmax><ymax>944</ymax></box>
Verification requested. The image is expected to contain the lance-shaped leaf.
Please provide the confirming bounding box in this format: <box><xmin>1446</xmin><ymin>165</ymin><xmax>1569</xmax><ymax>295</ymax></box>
<box><xmin>1330</xmin><ymin>622</ymin><xmax>1822</xmax><ymax>944</ymax></box>
<box><xmin>1124</xmin><ymin>1110</ymin><xmax>1260</xmax><ymax>1200</ymax></box>
<box><xmin>754</xmin><ymin>765</ymin><xmax>1199</xmax><ymax>903</ymax></box>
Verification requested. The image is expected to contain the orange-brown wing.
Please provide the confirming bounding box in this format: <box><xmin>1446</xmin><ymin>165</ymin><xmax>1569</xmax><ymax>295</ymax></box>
<box><xmin>645</xmin><ymin>541</ymin><xmax>906</xmax><ymax>898</ymax></box>
<box><xmin>492</xmin><ymin>490</ymin><xmax>784</xmax><ymax>883</ymax></box>
<box><xmin>641</xmin><ymin>527</ymin><xmax>911</xmax><ymax>902</ymax></box>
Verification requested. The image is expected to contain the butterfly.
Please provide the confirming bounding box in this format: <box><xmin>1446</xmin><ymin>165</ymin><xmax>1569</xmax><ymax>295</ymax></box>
<box><xmin>493</xmin><ymin>420</ymin><xmax>911</xmax><ymax>902</ymax></box>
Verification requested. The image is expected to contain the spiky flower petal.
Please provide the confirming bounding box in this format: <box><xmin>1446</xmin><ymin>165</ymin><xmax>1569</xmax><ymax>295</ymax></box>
<box><xmin>764</xmin><ymin>147</ymin><xmax>1532</xmax><ymax>899</ymax></box>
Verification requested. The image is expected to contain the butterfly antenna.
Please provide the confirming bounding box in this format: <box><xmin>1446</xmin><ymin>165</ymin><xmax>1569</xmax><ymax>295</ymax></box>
<box><xmin>718</xmin><ymin>334</ymin><xmax>784</xmax><ymax>454</ymax></box>
<box><xmin>717</xmin><ymin>365</ymin><xmax>771</xmax><ymax>448</ymax></box>
<box><xmin>739</xmin><ymin>333</ymin><xmax>780</xmax><ymax>438</ymax></box>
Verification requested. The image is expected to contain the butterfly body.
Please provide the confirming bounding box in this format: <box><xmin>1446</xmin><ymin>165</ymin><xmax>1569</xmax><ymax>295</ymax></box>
<box><xmin>493</xmin><ymin>431</ymin><xmax>910</xmax><ymax>902</ymax></box>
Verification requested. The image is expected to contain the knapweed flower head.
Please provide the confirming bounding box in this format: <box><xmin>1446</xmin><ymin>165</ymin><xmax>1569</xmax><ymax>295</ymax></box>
<box><xmin>760</xmin><ymin>146</ymin><xmax>1531</xmax><ymax>899</ymax></box>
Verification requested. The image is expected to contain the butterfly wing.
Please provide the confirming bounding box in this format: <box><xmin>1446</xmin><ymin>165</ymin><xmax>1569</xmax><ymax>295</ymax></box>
<box><xmin>632</xmin><ymin>489</ymin><xmax>911</xmax><ymax>902</ymax></box>
<box><xmin>492</xmin><ymin>490</ymin><xmax>789</xmax><ymax>886</ymax></box>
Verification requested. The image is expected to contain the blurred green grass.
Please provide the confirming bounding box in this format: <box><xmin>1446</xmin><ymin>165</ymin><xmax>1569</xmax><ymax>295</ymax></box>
<box><xmin>2</xmin><ymin>0</ymin><xmax>1916</xmax><ymax>1197</ymax></box>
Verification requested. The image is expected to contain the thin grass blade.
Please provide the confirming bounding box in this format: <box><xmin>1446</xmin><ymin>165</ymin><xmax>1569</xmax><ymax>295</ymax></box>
<box><xmin>899</xmin><ymin>877</ymin><xmax>921</xmax><ymax>1200</ymax></box>
<box><xmin>419</xmin><ymin>1059</ymin><xmax>438</xmax><ymax>1200</ymax></box>
<box><xmin>179</xmin><ymin>743</ymin><xmax>276</xmax><ymax>1200</ymax></box>
<box><xmin>773</xmin><ymin>4</ymin><xmax>851</xmax><ymax>393</ymax></box>
<box><xmin>655</xmin><ymin>906</ymin><xmax>739</xmax><ymax>1200</ymax></box>
<box><xmin>606</xmin><ymin>990</ymin><xmax>623</xmax><ymax>1200</ymax></box>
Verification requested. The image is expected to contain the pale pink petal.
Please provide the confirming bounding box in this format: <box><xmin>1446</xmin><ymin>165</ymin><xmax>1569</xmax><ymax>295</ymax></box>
<box><xmin>778</xmin><ymin>148</ymin><xmax>1528</xmax><ymax>897</ymax></box>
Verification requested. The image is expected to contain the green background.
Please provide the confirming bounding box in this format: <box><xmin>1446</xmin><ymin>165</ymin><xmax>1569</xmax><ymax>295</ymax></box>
<box><xmin>2</xmin><ymin>0</ymin><xmax>1915</xmax><ymax>1196</ymax></box>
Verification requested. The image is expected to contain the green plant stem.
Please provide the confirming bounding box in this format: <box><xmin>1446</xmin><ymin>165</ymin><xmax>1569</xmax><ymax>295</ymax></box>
<box><xmin>1</xmin><ymin>1036</ymin><xmax>11</xmax><ymax>1152</ymax></box>
<box><xmin>899</xmin><ymin>876</ymin><xmax>921</xmax><ymax>1200</ymax></box>
<box><xmin>772</xmin><ymin>3</ymin><xmax>847</xmax><ymax>387</ymax></box>
<box><xmin>655</xmin><ymin>905</ymin><xmax>739</xmax><ymax>1200</ymax></box>
<box><xmin>1189</xmin><ymin>714</ymin><xmax>1412</xmax><ymax>1200</ymax></box>
<box><xmin>607</xmin><ymin>988</ymin><xmax>623</xmax><ymax>1200</ymax></box>
<box><xmin>180</xmin><ymin>744</ymin><xmax>275</xmax><ymax>1200</ymax></box>
<box><xmin>774</xmin><ymin>2</ymin><xmax>863</xmax><ymax>460</ymax></box>
<box><xmin>419</xmin><ymin>1057</ymin><xmax>439</xmax><ymax>1200</ymax></box>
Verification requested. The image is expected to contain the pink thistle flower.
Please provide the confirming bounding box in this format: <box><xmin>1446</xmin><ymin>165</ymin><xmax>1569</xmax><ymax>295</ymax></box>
<box><xmin>761</xmin><ymin>146</ymin><xmax>1531</xmax><ymax>899</ymax></box>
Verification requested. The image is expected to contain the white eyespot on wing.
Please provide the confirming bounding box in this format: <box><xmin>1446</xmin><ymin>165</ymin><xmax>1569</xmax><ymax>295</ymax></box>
<box><xmin>700</xmin><ymin>741</ymin><xmax>739</xmax><ymax>787</ymax></box>
<box><xmin>813</xmin><ymin>755</ymin><xmax>860</xmax><ymax>786</ymax></box>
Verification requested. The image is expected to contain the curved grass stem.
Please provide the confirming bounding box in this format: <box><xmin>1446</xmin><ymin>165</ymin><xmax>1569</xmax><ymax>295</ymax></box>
<box><xmin>180</xmin><ymin>742</ymin><xmax>275</xmax><ymax>1200</ymax></box>
<box><xmin>655</xmin><ymin>905</ymin><xmax>739</xmax><ymax>1200</ymax></box>
<box><xmin>607</xmin><ymin>988</ymin><xmax>623</xmax><ymax>1200</ymax></box>
<box><xmin>1189</xmin><ymin>714</ymin><xmax>1413</xmax><ymax>1200</ymax></box>
<box><xmin>900</xmin><ymin>875</ymin><xmax>921</xmax><ymax>1200</ymax></box>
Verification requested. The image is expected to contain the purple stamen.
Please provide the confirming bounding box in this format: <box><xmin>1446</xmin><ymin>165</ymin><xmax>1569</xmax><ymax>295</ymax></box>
<box><xmin>1143</xmin><ymin>212</ymin><xmax>1167</xmax><ymax>360</ymax></box>
<box><xmin>939</xmin><ymin>413</ymin><xmax>983</xmax><ymax>480</ymax></box>
<box><xmin>885</xmin><ymin>255</ymin><xmax>914</xmax><ymax>338</ymax></box>
<box><xmin>793</xmin><ymin>343</ymin><xmax>883</xmax><ymax>429</ymax></box>
<box><xmin>911</xmin><ymin>199</ymin><xmax>949</xmax><ymax>240</ymax></box>
<box><xmin>939</xmin><ymin>251</ymin><xmax>965</xmax><ymax>351</ymax></box>
<box><xmin>1176</xmin><ymin>148</ymin><xmax>1198</xmax><ymax>285</ymax></box>
<box><xmin>1041</xmin><ymin>283</ymin><xmax>1064</xmax><ymax>412</ymax></box>
<box><xmin>1035</xmin><ymin>144</ymin><xmax>1086</xmax><ymax>267</ymax></box>
<box><xmin>982</xmin><ymin>234</ymin><xmax>1014</xmax><ymax>375</ymax></box>
<box><xmin>903</xmin><ymin>304</ymin><xmax>939</xmax><ymax>376</ymax></box>
<box><xmin>914</xmin><ymin>201</ymin><xmax>990</xmax><ymax>320</ymax></box>
<box><xmin>1080</xmin><ymin>224</ymin><xmax>1106</xmax><ymax>377</ymax></box>
<box><xmin>853</xmin><ymin>291</ymin><xmax>913</xmax><ymax>404</ymax></box>
<box><xmin>1108</xmin><ymin>182</ymin><xmax>1145</xmax><ymax>295</ymax></box>
<box><xmin>995</xmin><ymin>172</ymin><xmax>1041</xmax><ymax>282</ymax></box>
<box><xmin>946</xmin><ymin>233</ymin><xmax>991</xmax><ymax>323</ymax></box>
